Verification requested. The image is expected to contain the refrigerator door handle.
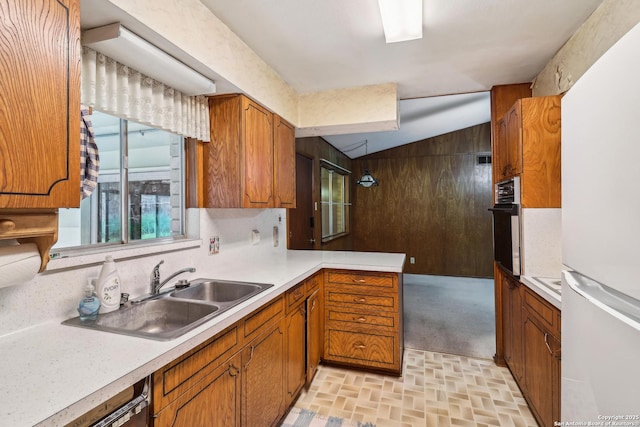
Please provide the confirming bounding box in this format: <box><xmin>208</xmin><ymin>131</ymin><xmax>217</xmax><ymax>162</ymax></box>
<box><xmin>564</xmin><ymin>270</ymin><xmax>640</xmax><ymax>332</ymax></box>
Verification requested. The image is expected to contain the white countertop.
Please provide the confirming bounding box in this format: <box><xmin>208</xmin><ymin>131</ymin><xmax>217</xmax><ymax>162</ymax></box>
<box><xmin>520</xmin><ymin>275</ymin><xmax>562</xmax><ymax>309</ymax></box>
<box><xmin>0</xmin><ymin>250</ymin><xmax>404</xmax><ymax>427</ymax></box>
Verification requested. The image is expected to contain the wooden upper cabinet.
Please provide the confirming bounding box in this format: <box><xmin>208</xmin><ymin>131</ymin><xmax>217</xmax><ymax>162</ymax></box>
<box><xmin>497</xmin><ymin>95</ymin><xmax>561</xmax><ymax>208</ymax></box>
<box><xmin>0</xmin><ymin>0</ymin><xmax>80</xmax><ymax>209</ymax></box>
<box><xmin>241</xmin><ymin>97</ymin><xmax>274</xmax><ymax>207</ymax></box>
<box><xmin>273</xmin><ymin>114</ymin><xmax>296</xmax><ymax>208</ymax></box>
<box><xmin>197</xmin><ymin>94</ymin><xmax>296</xmax><ymax>208</ymax></box>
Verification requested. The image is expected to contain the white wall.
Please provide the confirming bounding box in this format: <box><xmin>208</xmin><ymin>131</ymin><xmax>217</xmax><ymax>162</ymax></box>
<box><xmin>0</xmin><ymin>208</ymin><xmax>286</xmax><ymax>336</ymax></box>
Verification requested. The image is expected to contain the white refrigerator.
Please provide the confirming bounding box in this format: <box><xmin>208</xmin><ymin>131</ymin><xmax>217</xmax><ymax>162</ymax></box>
<box><xmin>561</xmin><ymin>23</ymin><xmax>640</xmax><ymax>421</ymax></box>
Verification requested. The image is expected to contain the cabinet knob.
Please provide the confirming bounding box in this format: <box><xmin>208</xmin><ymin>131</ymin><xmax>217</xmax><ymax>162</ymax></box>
<box><xmin>0</xmin><ymin>219</ymin><xmax>16</xmax><ymax>233</ymax></box>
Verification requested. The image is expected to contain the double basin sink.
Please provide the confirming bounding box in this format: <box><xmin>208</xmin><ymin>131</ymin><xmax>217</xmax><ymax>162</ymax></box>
<box><xmin>62</xmin><ymin>279</ymin><xmax>273</xmax><ymax>340</ymax></box>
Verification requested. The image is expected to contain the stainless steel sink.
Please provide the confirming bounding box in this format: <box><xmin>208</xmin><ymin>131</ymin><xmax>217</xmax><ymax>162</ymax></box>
<box><xmin>171</xmin><ymin>279</ymin><xmax>271</xmax><ymax>303</ymax></box>
<box><xmin>62</xmin><ymin>279</ymin><xmax>273</xmax><ymax>341</ymax></box>
<box><xmin>63</xmin><ymin>299</ymin><xmax>220</xmax><ymax>341</ymax></box>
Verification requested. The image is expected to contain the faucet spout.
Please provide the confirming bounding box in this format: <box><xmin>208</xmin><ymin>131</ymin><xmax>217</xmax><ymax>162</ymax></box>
<box><xmin>153</xmin><ymin>267</ymin><xmax>196</xmax><ymax>294</ymax></box>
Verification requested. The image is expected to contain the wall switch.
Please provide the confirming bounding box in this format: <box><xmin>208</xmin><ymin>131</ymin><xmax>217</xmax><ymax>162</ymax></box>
<box><xmin>209</xmin><ymin>236</ymin><xmax>219</xmax><ymax>255</ymax></box>
<box><xmin>251</xmin><ymin>229</ymin><xmax>260</xmax><ymax>245</ymax></box>
<box><xmin>410</xmin><ymin>256</ymin><xmax>415</xmax><ymax>264</ymax></box>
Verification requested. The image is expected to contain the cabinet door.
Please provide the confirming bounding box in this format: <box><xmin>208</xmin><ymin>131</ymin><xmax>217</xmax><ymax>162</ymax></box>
<box><xmin>241</xmin><ymin>97</ymin><xmax>274</xmax><ymax>207</ymax></box>
<box><xmin>273</xmin><ymin>115</ymin><xmax>296</xmax><ymax>208</ymax></box>
<box><xmin>285</xmin><ymin>303</ymin><xmax>306</xmax><ymax>406</ymax></box>
<box><xmin>523</xmin><ymin>314</ymin><xmax>560</xmax><ymax>427</ymax></box>
<box><xmin>306</xmin><ymin>289</ymin><xmax>322</xmax><ymax>385</ymax></box>
<box><xmin>495</xmin><ymin>116</ymin><xmax>509</xmax><ymax>181</ymax></box>
<box><xmin>153</xmin><ymin>353</ymin><xmax>241</xmax><ymax>427</ymax></box>
<box><xmin>0</xmin><ymin>0</ymin><xmax>80</xmax><ymax>208</ymax></box>
<box><xmin>502</xmin><ymin>275</ymin><xmax>524</xmax><ymax>383</ymax></box>
<box><xmin>242</xmin><ymin>320</ymin><xmax>285</xmax><ymax>427</ymax></box>
<box><xmin>505</xmin><ymin>104</ymin><xmax>523</xmax><ymax>177</ymax></box>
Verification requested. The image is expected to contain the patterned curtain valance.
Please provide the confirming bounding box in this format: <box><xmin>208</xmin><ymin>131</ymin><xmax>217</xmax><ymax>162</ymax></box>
<box><xmin>81</xmin><ymin>47</ymin><xmax>210</xmax><ymax>142</ymax></box>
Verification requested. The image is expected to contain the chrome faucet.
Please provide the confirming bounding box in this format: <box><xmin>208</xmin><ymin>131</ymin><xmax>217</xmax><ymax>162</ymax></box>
<box><xmin>150</xmin><ymin>260</ymin><xmax>196</xmax><ymax>294</ymax></box>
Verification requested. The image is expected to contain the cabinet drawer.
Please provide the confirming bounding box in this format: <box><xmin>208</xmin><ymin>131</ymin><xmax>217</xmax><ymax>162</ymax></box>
<box><xmin>325</xmin><ymin>289</ymin><xmax>397</xmax><ymax>311</ymax></box>
<box><xmin>325</xmin><ymin>329</ymin><xmax>396</xmax><ymax>368</ymax></box>
<box><xmin>327</xmin><ymin>308</ymin><xmax>396</xmax><ymax>329</ymax></box>
<box><xmin>523</xmin><ymin>286</ymin><xmax>560</xmax><ymax>337</ymax></box>
<box><xmin>305</xmin><ymin>273</ymin><xmax>321</xmax><ymax>294</ymax></box>
<box><xmin>285</xmin><ymin>282</ymin><xmax>305</xmax><ymax>313</ymax></box>
<box><xmin>153</xmin><ymin>325</ymin><xmax>240</xmax><ymax>411</ymax></box>
<box><xmin>326</xmin><ymin>270</ymin><xmax>396</xmax><ymax>290</ymax></box>
<box><xmin>242</xmin><ymin>296</ymin><xmax>284</xmax><ymax>342</ymax></box>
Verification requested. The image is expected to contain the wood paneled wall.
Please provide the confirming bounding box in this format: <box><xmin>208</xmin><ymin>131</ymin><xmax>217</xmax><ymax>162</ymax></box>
<box><xmin>351</xmin><ymin>123</ymin><xmax>494</xmax><ymax>278</ymax></box>
<box><xmin>295</xmin><ymin>136</ymin><xmax>353</xmax><ymax>251</ymax></box>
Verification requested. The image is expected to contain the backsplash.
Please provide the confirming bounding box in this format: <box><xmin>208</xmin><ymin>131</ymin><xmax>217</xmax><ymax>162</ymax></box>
<box><xmin>0</xmin><ymin>208</ymin><xmax>286</xmax><ymax>337</ymax></box>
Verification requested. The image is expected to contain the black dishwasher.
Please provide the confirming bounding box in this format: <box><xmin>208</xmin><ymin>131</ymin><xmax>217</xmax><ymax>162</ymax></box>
<box><xmin>63</xmin><ymin>376</ymin><xmax>150</xmax><ymax>427</ymax></box>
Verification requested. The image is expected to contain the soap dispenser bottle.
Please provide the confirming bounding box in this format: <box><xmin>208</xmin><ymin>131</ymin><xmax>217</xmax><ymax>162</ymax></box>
<box><xmin>97</xmin><ymin>255</ymin><xmax>121</xmax><ymax>313</ymax></box>
<box><xmin>78</xmin><ymin>280</ymin><xmax>100</xmax><ymax>321</ymax></box>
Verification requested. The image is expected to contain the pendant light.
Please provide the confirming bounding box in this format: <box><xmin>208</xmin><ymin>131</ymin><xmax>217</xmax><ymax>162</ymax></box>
<box><xmin>356</xmin><ymin>140</ymin><xmax>379</xmax><ymax>188</ymax></box>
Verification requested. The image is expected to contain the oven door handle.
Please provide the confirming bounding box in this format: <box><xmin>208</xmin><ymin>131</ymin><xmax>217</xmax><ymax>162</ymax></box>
<box><xmin>488</xmin><ymin>205</ymin><xmax>519</xmax><ymax>215</ymax></box>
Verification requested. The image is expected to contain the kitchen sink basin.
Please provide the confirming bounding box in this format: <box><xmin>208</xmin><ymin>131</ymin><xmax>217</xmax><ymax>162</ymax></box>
<box><xmin>171</xmin><ymin>279</ymin><xmax>271</xmax><ymax>303</ymax></box>
<box><xmin>63</xmin><ymin>299</ymin><xmax>220</xmax><ymax>341</ymax></box>
<box><xmin>62</xmin><ymin>279</ymin><xmax>273</xmax><ymax>340</ymax></box>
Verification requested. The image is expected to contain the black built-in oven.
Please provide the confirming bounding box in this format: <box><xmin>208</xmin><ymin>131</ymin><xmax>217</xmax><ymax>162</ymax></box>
<box><xmin>489</xmin><ymin>177</ymin><xmax>521</xmax><ymax>277</ymax></box>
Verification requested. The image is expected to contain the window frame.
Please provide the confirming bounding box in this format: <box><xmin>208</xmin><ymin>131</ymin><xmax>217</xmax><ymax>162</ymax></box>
<box><xmin>320</xmin><ymin>160</ymin><xmax>351</xmax><ymax>243</ymax></box>
<box><xmin>51</xmin><ymin>112</ymin><xmax>188</xmax><ymax>258</ymax></box>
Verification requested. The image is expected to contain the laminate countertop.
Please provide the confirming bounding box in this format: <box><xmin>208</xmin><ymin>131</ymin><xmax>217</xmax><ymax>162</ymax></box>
<box><xmin>0</xmin><ymin>250</ymin><xmax>405</xmax><ymax>427</ymax></box>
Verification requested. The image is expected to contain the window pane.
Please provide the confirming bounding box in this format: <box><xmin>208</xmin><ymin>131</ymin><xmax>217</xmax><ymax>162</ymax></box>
<box><xmin>331</xmin><ymin>173</ymin><xmax>344</xmax><ymax>204</ymax></box>
<box><xmin>127</xmin><ymin>122</ymin><xmax>182</xmax><ymax>242</ymax></box>
<box><xmin>321</xmin><ymin>168</ymin><xmax>330</xmax><ymax>203</ymax></box>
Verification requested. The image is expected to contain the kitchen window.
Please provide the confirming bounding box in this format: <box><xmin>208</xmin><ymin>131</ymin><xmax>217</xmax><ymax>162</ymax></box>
<box><xmin>54</xmin><ymin>110</ymin><xmax>185</xmax><ymax>251</ymax></box>
<box><xmin>320</xmin><ymin>162</ymin><xmax>350</xmax><ymax>242</ymax></box>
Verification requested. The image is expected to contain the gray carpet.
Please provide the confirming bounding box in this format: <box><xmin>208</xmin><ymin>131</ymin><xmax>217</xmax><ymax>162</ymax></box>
<box><xmin>403</xmin><ymin>274</ymin><xmax>495</xmax><ymax>359</ymax></box>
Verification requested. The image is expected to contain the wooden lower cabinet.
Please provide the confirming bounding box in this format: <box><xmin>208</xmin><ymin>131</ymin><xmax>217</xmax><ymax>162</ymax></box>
<box><xmin>154</xmin><ymin>353</ymin><xmax>241</xmax><ymax>427</ymax></box>
<box><xmin>242</xmin><ymin>319</ymin><xmax>286</xmax><ymax>427</ymax></box>
<box><xmin>522</xmin><ymin>289</ymin><xmax>561</xmax><ymax>427</ymax></box>
<box><xmin>306</xmin><ymin>289</ymin><xmax>322</xmax><ymax>384</ymax></box>
<box><xmin>323</xmin><ymin>270</ymin><xmax>403</xmax><ymax>374</ymax></box>
<box><xmin>499</xmin><ymin>268</ymin><xmax>561</xmax><ymax>427</ymax></box>
<box><xmin>501</xmin><ymin>273</ymin><xmax>524</xmax><ymax>383</ymax></box>
<box><xmin>285</xmin><ymin>275</ymin><xmax>324</xmax><ymax>407</ymax></box>
<box><xmin>285</xmin><ymin>300</ymin><xmax>306</xmax><ymax>405</ymax></box>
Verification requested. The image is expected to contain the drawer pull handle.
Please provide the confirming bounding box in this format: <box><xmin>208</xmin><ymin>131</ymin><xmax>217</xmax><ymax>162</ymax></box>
<box><xmin>293</xmin><ymin>290</ymin><xmax>303</xmax><ymax>299</ymax></box>
<box><xmin>354</xmin><ymin>297</ymin><xmax>367</xmax><ymax>303</ymax></box>
<box><xmin>355</xmin><ymin>317</ymin><xmax>366</xmax><ymax>322</ymax></box>
<box><xmin>352</xmin><ymin>279</ymin><xmax>367</xmax><ymax>283</ymax></box>
<box><xmin>353</xmin><ymin>343</ymin><xmax>367</xmax><ymax>349</ymax></box>
<box><xmin>0</xmin><ymin>219</ymin><xmax>16</xmax><ymax>233</ymax></box>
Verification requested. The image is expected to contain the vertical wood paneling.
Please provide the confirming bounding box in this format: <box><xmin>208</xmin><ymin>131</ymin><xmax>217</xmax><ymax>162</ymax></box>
<box><xmin>352</xmin><ymin>123</ymin><xmax>493</xmax><ymax>278</ymax></box>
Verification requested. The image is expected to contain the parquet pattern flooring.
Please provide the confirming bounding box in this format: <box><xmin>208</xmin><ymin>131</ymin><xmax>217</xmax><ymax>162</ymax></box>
<box><xmin>290</xmin><ymin>349</ymin><xmax>538</xmax><ymax>427</ymax></box>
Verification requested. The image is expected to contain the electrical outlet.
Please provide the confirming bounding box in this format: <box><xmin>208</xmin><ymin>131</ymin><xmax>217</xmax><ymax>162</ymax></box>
<box><xmin>410</xmin><ymin>256</ymin><xmax>415</xmax><ymax>264</ymax></box>
<box><xmin>209</xmin><ymin>236</ymin><xmax>219</xmax><ymax>255</ymax></box>
<box><xmin>251</xmin><ymin>229</ymin><xmax>260</xmax><ymax>245</ymax></box>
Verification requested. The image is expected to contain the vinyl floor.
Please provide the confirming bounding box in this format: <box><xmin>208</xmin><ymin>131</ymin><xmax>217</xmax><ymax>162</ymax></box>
<box><xmin>289</xmin><ymin>349</ymin><xmax>537</xmax><ymax>427</ymax></box>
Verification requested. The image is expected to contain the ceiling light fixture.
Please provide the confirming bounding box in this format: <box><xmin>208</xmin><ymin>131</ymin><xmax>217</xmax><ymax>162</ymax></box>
<box><xmin>377</xmin><ymin>0</ymin><xmax>423</xmax><ymax>43</ymax></box>
<box><xmin>356</xmin><ymin>140</ymin><xmax>379</xmax><ymax>188</ymax></box>
<box><xmin>82</xmin><ymin>23</ymin><xmax>216</xmax><ymax>96</ymax></box>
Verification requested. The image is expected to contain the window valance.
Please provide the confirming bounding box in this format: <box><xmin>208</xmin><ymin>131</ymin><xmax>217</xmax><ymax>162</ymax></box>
<box><xmin>81</xmin><ymin>47</ymin><xmax>210</xmax><ymax>142</ymax></box>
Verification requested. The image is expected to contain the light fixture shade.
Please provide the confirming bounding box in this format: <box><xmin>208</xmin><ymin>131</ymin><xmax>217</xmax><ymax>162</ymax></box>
<box><xmin>356</xmin><ymin>170</ymin><xmax>379</xmax><ymax>188</ymax></box>
<box><xmin>82</xmin><ymin>23</ymin><xmax>216</xmax><ymax>96</ymax></box>
<box><xmin>378</xmin><ymin>0</ymin><xmax>423</xmax><ymax>43</ymax></box>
